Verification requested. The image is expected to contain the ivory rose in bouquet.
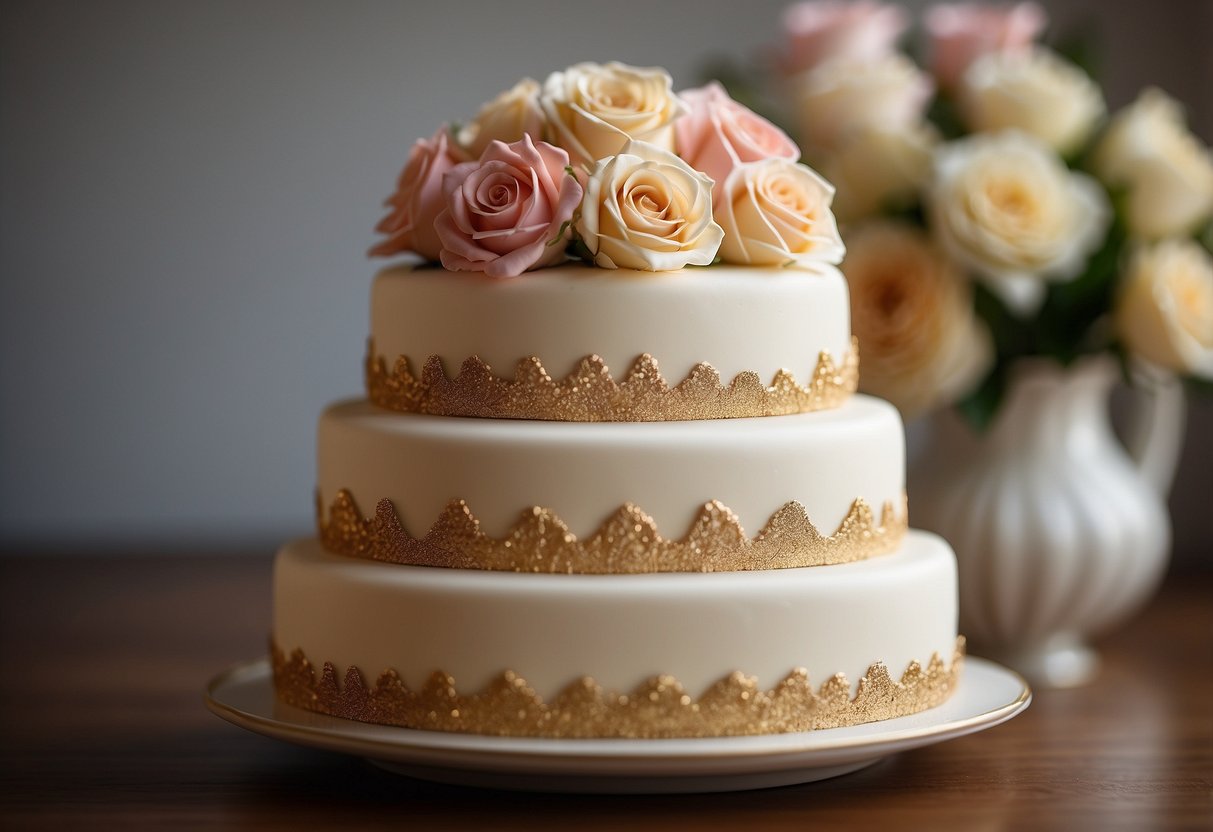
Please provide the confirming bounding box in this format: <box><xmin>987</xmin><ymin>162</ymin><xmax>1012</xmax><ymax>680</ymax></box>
<box><xmin>435</xmin><ymin>136</ymin><xmax>583</xmax><ymax>279</ymax></box>
<box><xmin>1115</xmin><ymin>240</ymin><xmax>1213</xmax><ymax>378</ymax></box>
<box><xmin>928</xmin><ymin>130</ymin><xmax>1109</xmax><ymax>315</ymax></box>
<box><xmin>576</xmin><ymin>140</ymin><xmax>723</xmax><ymax>271</ymax></box>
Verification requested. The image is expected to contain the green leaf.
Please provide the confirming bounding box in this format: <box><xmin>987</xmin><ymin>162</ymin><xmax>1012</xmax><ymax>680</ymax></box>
<box><xmin>955</xmin><ymin>364</ymin><xmax>1007</xmax><ymax>432</ymax></box>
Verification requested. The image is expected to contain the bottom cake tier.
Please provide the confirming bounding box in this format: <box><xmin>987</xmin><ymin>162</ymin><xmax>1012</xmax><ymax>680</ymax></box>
<box><xmin>272</xmin><ymin>531</ymin><xmax>962</xmax><ymax>738</ymax></box>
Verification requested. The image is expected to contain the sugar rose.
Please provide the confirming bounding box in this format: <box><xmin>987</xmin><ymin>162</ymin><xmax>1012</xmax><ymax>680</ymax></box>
<box><xmin>675</xmin><ymin>82</ymin><xmax>800</xmax><ymax>200</ymax></box>
<box><xmin>780</xmin><ymin>0</ymin><xmax>909</xmax><ymax>75</ymax></box>
<box><xmin>541</xmin><ymin>62</ymin><xmax>688</xmax><ymax>169</ymax></box>
<box><xmin>370</xmin><ymin>127</ymin><xmax>462</xmax><ymax>261</ymax></box>
<box><xmin>1115</xmin><ymin>240</ymin><xmax>1213</xmax><ymax>378</ymax></box>
<box><xmin>458</xmin><ymin>78</ymin><xmax>546</xmax><ymax>160</ymax></box>
<box><xmin>716</xmin><ymin>159</ymin><xmax>845</xmax><ymax>267</ymax></box>
<box><xmin>960</xmin><ymin>48</ymin><xmax>1105</xmax><ymax>156</ymax></box>
<box><xmin>435</xmin><ymin>136</ymin><xmax>583</xmax><ymax>279</ymax></box>
<box><xmin>925</xmin><ymin>2</ymin><xmax>1047</xmax><ymax>89</ymax></box>
<box><xmin>818</xmin><ymin>124</ymin><xmax>937</xmax><ymax>222</ymax></box>
<box><xmin>790</xmin><ymin>54</ymin><xmax>933</xmax><ymax>153</ymax></box>
<box><xmin>843</xmin><ymin>221</ymin><xmax>993</xmax><ymax>417</ymax></box>
<box><xmin>576</xmin><ymin>140</ymin><xmax>723</xmax><ymax>271</ymax></box>
<box><xmin>928</xmin><ymin>131</ymin><xmax>1110</xmax><ymax>315</ymax></box>
<box><xmin>1092</xmin><ymin>88</ymin><xmax>1213</xmax><ymax>240</ymax></box>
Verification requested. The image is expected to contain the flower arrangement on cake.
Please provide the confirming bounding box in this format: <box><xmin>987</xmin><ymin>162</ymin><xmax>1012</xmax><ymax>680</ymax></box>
<box><xmin>369</xmin><ymin>61</ymin><xmax>846</xmax><ymax>278</ymax></box>
<box><xmin>724</xmin><ymin>0</ymin><xmax>1213</xmax><ymax>422</ymax></box>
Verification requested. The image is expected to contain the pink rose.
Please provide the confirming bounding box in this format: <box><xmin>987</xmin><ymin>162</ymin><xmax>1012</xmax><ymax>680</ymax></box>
<box><xmin>369</xmin><ymin>127</ymin><xmax>461</xmax><ymax>261</ymax></box>
<box><xmin>780</xmin><ymin>1</ymin><xmax>909</xmax><ymax>76</ymax></box>
<box><xmin>435</xmin><ymin>135</ymin><xmax>583</xmax><ymax>279</ymax></box>
<box><xmin>926</xmin><ymin>2</ymin><xmax>1048</xmax><ymax>89</ymax></box>
<box><xmin>675</xmin><ymin>82</ymin><xmax>800</xmax><ymax>199</ymax></box>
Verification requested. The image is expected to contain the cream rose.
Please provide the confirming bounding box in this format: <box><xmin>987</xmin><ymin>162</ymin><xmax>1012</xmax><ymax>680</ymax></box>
<box><xmin>928</xmin><ymin>131</ymin><xmax>1110</xmax><ymax>315</ymax></box>
<box><xmin>960</xmin><ymin>48</ymin><xmax>1105</xmax><ymax>156</ymax></box>
<box><xmin>576</xmin><ymin>140</ymin><xmax>723</xmax><ymax>271</ymax></box>
<box><xmin>843</xmin><ymin>221</ymin><xmax>993</xmax><ymax>417</ymax></box>
<box><xmin>541</xmin><ymin>62</ymin><xmax>688</xmax><ymax>169</ymax></box>
<box><xmin>1092</xmin><ymin>88</ymin><xmax>1213</xmax><ymax>240</ymax></box>
<box><xmin>715</xmin><ymin>159</ymin><xmax>844</xmax><ymax>267</ymax></box>
<box><xmin>457</xmin><ymin>78</ymin><xmax>546</xmax><ymax>160</ymax></box>
<box><xmin>817</xmin><ymin>124</ymin><xmax>937</xmax><ymax>222</ymax></box>
<box><xmin>789</xmin><ymin>53</ymin><xmax>934</xmax><ymax>153</ymax></box>
<box><xmin>1115</xmin><ymin>240</ymin><xmax>1213</xmax><ymax>378</ymax></box>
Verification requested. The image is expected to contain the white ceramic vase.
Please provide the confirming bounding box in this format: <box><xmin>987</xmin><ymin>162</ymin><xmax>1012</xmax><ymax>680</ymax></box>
<box><xmin>909</xmin><ymin>357</ymin><xmax>1185</xmax><ymax>688</ymax></box>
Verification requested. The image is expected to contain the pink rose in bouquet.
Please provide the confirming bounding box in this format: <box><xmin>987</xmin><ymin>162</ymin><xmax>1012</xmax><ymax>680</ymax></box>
<box><xmin>369</xmin><ymin>127</ymin><xmax>461</xmax><ymax>261</ymax></box>
<box><xmin>435</xmin><ymin>135</ymin><xmax>583</xmax><ymax>279</ymax></box>
<box><xmin>925</xmin><ymin>2</ymin><xmax>1047</xmax><ymax>89</ymax></box>
<box><xmin>675</xmin><ymin>82</ymin><xmax>800</xmax><ymax>198</ymax></box>
<box><xmin>780</xmin><ymin>0</ymin><xmax>909</xmax><ymax>75</ymax></box>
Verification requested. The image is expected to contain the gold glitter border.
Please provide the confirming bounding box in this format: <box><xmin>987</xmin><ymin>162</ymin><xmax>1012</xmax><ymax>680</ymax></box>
<box><xmin>271</xmin><ymin>637</ymin><xmax>964</xmax><ymax>738</ymax></box>
<box><xmin>317</xmin><ymin>489</ymin><xmax>908</xmax><ymax>574</ymax></box>
<box><xmin>365</xmin><ymin>337</ymin><xmax>860</xmax><ymax>421</ymax></box>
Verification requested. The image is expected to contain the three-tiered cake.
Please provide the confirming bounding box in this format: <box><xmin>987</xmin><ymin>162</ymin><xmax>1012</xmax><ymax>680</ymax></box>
<box><xmin>270</xmin><ymin>62</ymin><xmax>963</xmax><ymax>739</ymax></box>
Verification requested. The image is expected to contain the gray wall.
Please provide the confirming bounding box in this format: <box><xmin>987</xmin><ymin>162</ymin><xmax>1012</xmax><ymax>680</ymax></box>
<box><xmin>2</xmin><ymin>0</ymin><xmax>1211</xmax><ymax>556</ymax></box>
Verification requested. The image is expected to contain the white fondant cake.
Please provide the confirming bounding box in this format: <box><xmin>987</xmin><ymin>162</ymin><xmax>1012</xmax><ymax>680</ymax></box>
<box><xmin>269</xmin><ymin>62</ymin><xmax>963</xmax><ymax>739</ymax></box>
<box><xmin>318</xmin><ymin>395</ymin><xmax>904</xmax><ymax>540</ymax></box>
<box><xmin>275</xmin><ymin>531</ymin><xmax>957</xmax><ymax>699</ymax></box>
<box><xmin>371</xmin><ymin>263</ymin><xmax>852</xmax><ymax>383</ymax></box>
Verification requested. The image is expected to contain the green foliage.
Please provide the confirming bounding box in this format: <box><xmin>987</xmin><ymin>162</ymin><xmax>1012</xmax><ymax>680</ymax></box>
<box><xmin>926</xmin><ymin>94</ymin><xmax>967</xmax><ymax>142</ymax></box>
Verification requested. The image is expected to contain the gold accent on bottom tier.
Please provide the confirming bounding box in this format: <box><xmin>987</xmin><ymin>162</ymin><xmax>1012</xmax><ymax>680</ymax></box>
<box><xmin>365</xmin><ymin>337</ymin><xmax>860</xmax><ymax>421</ymax></box>
<box><xmin>317</xmin><ymin>489</ymin><xmax>908</xmax><ymax>573</ymax></box>
<box><xmin>271</xmin><ymin>638</ymin><xmax>964</xmax><ymax>738</ymax></box>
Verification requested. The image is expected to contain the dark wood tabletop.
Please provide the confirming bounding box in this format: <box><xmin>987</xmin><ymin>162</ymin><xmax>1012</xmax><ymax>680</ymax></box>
<box><xmin>1</xmin><ymin>553</ymin><xmax>1209</xmax><ymax>831</ymax></box>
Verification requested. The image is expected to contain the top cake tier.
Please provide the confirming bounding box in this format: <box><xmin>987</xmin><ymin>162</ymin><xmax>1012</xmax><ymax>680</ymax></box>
<box><xmin>366</xmin><ymin>262</ymin><xmax>857</xmax><ymax>422</ymax></box>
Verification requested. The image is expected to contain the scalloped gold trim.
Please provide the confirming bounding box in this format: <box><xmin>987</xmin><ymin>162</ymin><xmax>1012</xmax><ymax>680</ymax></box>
<box><xmin>271</xmin><ymin>637</ymin><xmax>964</xmax><ymax>738</ymax></box>
<box><xmin>317</xmin><ymin>489</ymin><xmax>907</xmax><ymax>574</ymax></box>
<box><xmin>365</xmin><ymin>337</ymin><xmax>859</xmax><ymax>421</ymax></box>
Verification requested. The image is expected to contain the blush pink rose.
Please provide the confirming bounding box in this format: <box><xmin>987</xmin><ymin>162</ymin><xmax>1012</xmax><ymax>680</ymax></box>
<box><xmin>369</xmin><ymin>127</ymin><xmax>461</xmax><ymax>261</ymax></box>
<box><xmin>435</xmin><ymin>135</ymin><xmax>584</xmax><ymax>279</ymax></box>
<box><xmin>675</xmin><ymin>82</ymin><xmax>800</xmax><ymax>199</ymax></box>
<box><xmin>926</xmin><ymin>2</ymin><xmax>1048</xmax><ymax>89</ymax></box>
<box><xmin>780</xmin><ymin>0</ymin><xmax>909</xmax><ymax>76</ymax></box>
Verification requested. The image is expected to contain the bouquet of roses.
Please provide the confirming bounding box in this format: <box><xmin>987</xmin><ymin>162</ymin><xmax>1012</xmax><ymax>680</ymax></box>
<box><xmin>369</xmin><ymin>62</ymin><xmax>846</xmax><ymax>280</ymax></box>
<box><xmin>752</xmin><ymin>0</ymin><xmax>1213</xmax><ymax>422</ymax></box>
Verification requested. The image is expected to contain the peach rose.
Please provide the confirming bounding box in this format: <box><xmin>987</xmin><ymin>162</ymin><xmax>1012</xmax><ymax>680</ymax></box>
<box><xmin>1115</xmin><ymin>240</ymin><xmax>1213</xmax><ymax>378</ymax></box>
<box><xmin>675</xmin><ymin>82</ymin><xmax>800</xmax><ymax>200</ymax></box>
<box><xmin>434</xmin><ymin>136</ymin><xmax>583</xmax><ymax>279</ymax></box>
<box><xmin>576</xmin><ymin>140</ymin><xmax>723</xmax><ymax>271</ymax></box>
<box><xmin>780</xmin><ymin>1</ymin><xmax>909</xmax><ymax>76</ymax></box>
<box><xmin>716</xmin><ymin>159</ymin><xmax>845</xmax><ymax>267</ymax></box>
<box><xmin>843</xmin><ymin>221</ymin><xmax>993</xmax><ymax>417</ymax></box>
<box><xmin>458</xmin><ymin>78</ymin><xmax>546</xmax><ymax>160</ymax></box>
<box><xmin>541</xmin><ymin>62</ymin><xmax>688</xmax><ymax>169</ymax></box>
<box><xmin>370</xmin><ymin>127</ymin><xmax>462</xmax><ymax>261</ymax></box>
<box><xmin>925</xmin><ymin>2</ymin><xmax>1047</xmax><ymax>90</ymax></box>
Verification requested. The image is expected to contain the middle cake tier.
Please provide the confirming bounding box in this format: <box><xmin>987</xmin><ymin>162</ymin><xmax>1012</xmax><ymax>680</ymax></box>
<box><xmin>317</xmin><ymin>395</ymin><xmax>907</xmax><ymax>573</ymax></box>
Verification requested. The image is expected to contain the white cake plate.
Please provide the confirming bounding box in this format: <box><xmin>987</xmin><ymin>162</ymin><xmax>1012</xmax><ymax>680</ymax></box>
<box><xmin>206</xmin><ymin>657</ymin><xmax>1028</xmax><ymax>793</ymax></box>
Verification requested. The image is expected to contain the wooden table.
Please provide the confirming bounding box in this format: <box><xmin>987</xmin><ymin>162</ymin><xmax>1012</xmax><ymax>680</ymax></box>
<box><xmin>1</xmin><ymin>554</ymin><xmax>1209</xmax><ymax>830</ymax></box>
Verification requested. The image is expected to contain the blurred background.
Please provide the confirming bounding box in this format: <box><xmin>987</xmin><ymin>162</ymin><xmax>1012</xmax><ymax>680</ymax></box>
<box><xmin>2</xmin><ymin>0</ymin><xmax>1210</xmax><ymax>563</ymax></box>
